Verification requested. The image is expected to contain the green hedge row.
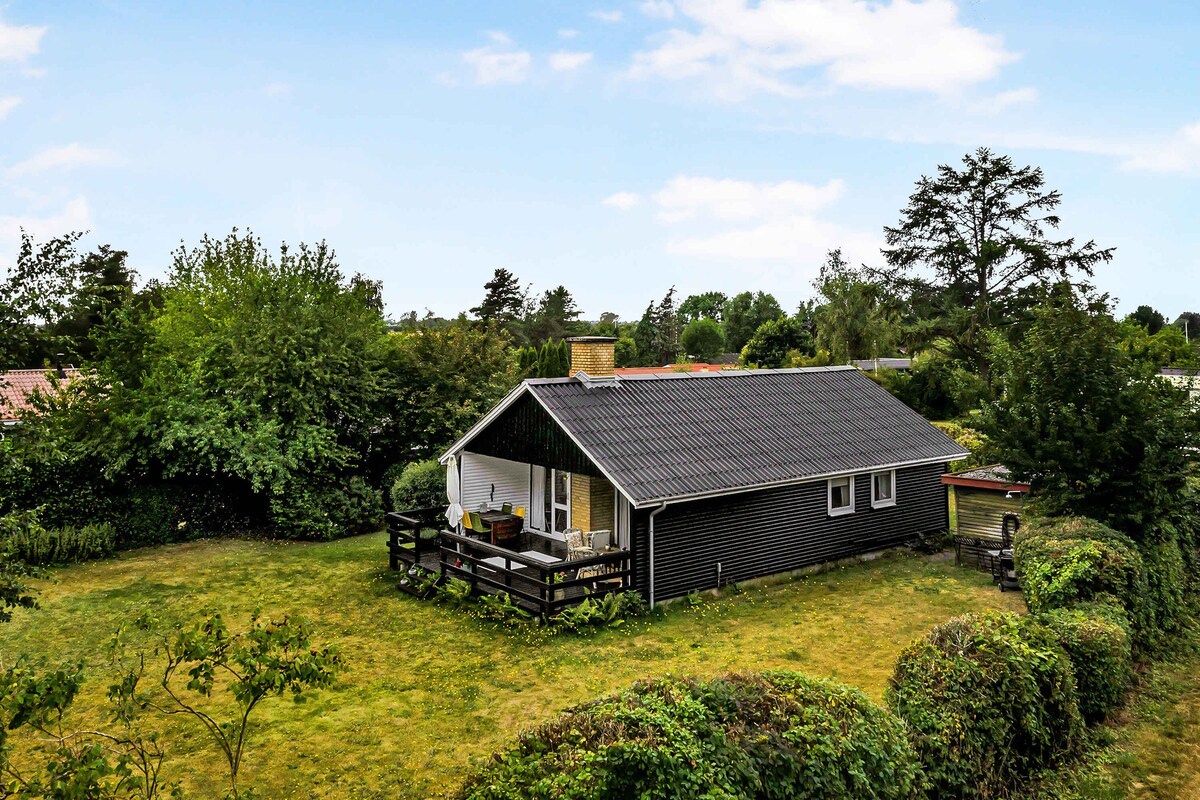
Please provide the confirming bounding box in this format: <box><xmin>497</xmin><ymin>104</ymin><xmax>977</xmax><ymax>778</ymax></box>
<box><xmin>456</xmin><ymin>672</ymin><xmax>924</xmax><ymax>800</ymax></box>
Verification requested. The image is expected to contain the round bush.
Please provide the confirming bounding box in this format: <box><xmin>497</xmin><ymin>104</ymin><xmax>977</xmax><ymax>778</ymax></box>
<box><xmin>1040</xmin><ymin>607</ymin><xmax>1132</xmax><ymax>722</ymax></box>
<box><xmin>457</xmin><ymin>672</ymin><xmax>924</xmax><ymax>800</ymax></box>
<box><xmin>1013</xmin><ymin>517</ymin><xmax>1147</xmax><ymax>622</ymax></box>
<box><xmin>390</xmin><ymin>459</ymin><xmax>445</xmax><ymax>513</ymax></box>
<box><xmin>886</xmin><ymin>611</ymin><xmax>1083</xmax><ymax>799</ymax></box>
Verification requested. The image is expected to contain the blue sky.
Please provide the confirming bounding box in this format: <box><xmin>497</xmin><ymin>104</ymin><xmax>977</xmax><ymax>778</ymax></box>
<box><xmin>1</xmin><ymin>1</ymin><xmax>1197</xmax><ymax>321</ymax></box>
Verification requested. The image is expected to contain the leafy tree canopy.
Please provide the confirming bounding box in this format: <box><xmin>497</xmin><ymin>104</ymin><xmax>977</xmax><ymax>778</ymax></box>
<box><xmin>1125</xmin><ymin>304</ymin><xmax>1166</xmax><ymax>334</ymax></box>
<box><xmin>723</xmin><ymin>291</ymin><xmax>783</xmax><ymax>354</ymax></box>
<box><xmin>679</xmin><ymin>317</ymin><xmax>725</xmax><ymax>362</ymax></box>
<box><xmin>881</xmin><ymin>148</ymin><xmax>1114</xmax><ymax>382</ymax></box>
<box><xmin>678</xmin><ymin>291</ymin><xmax>727</xmax><ymax>325</ymax></box>
<box><xmin>979</xmin><ymin>285</ymin><xmax>1199</xmax><ymax>534</ymax></box>
<box><xmin>742</xmin><ymin>316</ymin><xmax>814</xmax><ymax>369</ymax></box>
<box><xmin>813</xmin><ymin>249</ymin><xmax>900</xmax><ymax>364</ymax></box>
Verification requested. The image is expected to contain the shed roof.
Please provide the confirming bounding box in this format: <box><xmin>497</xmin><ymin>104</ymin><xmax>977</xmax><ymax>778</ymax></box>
<box><xmin>0</xmin><ymin>368</ymin><xmax>78</xmax><ymax>422</ymax></box>
<box><xmin>447</xmin><ymin>366</ymin><xmax>968</xmax><ymax>507</ymax></box>
<box><xmin>940</xmin><ymin>464</ymin><xmax>1031</xmax><ymax>492</ymax></box>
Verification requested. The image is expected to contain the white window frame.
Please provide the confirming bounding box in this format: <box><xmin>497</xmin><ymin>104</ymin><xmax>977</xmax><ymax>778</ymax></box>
<box><xmin>871</xmin><ymin>469</ymin><xmax>897</xmax><ymax>509</ymax></box>
<box><xmin>827</xmin><ymin>475</ymin><xmax>855</xmax><ymax>516</ymax></box>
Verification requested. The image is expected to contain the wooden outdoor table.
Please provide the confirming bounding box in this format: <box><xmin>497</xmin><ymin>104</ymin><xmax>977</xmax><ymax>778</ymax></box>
<box><xmin>477</xmin><ymin>511</ymin><xmax>522</xmax><ymax>546</ymax></box>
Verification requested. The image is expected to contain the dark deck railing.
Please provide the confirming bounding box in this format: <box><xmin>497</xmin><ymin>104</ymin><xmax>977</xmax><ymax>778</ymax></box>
<box><xmin>387</xmin><ymin>508</ymin><xmax>443</xmax><ymax>570</ymax></box>
<box><xmin>437</xmin><ymin>529</ymin><xmax>632</xmax><ymax>618</ymax></box>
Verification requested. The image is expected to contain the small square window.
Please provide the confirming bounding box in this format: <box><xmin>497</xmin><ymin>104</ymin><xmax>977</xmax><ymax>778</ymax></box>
<box><xmin>872</xmin><ymin>470</ymin><xmax>896</xmax><ymax>508</ymax></box>
<box><xmin>828</xmin><ymin>476</ymin><xmax>854</xmax><ymax>516</ymax></box>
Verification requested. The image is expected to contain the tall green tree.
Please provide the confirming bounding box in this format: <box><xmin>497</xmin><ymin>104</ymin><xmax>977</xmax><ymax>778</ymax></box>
<box><xmin>1125</xmin><ymin>304</ymin><xmax>1166</xmax><ymax>335</ymax></box>
<box><xmin>528</xmin><ymin>285</ymin><xmax>581</xmax><ymax>344</ymax></box>
<box><xmin>0</xmin><ymin>231</ymin><xmax>85</xmax><ymax>369</ymax></box>
<box><xmin>980</xmin><ymin>286</ymin><xmax>1198</xmax><ymax>534</ymax></box>
<box><xmin>723</xmin><ymin>291</ymin><xmax>783</xmax><ymax>354</ymax></box>
<box><xmin>470</xmin><ymin>268</ymin><xmax>529</xmax><ymax>343</ymax></box>
<box><xmin>813</xmin><ymin>248</ymin><xmax>900</xmax><ymax>363</ymax></box>
<box><xmin>651</xmin><ymin>286</ymin><xmax>679</xmax><ymax>365</ymax></box>
<box><xmin>742</xmin><ymin>316</ymin><xmax>815</xmax><ymax>368</ymax></box>
<box><xmin>679</xmin><ymin>317</ymin><xmax>724</xmax><ymax>361</ymax></box>
<box><xmin>881</xmin><ymin>148</ymin><xmax>1114</xmax><ymax>382</ymax></box>
<box><xmin>678</xmin><ymin>291</ymin><xmax>727</xmax><ymax>325</ymax></box>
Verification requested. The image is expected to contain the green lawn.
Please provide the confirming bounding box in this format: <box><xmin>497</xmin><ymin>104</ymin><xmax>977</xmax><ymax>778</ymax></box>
<box><xmin>0</xmin><ymin>533</ymin><xmax>1023</xmax><ymax>799</ymax></box>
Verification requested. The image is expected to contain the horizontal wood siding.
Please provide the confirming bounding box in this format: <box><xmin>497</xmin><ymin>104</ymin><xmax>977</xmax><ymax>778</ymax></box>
<box><xmin>632</xmin><ymin>463</ymin><xmax>948</xmax><ymax>602</ymax></box>
<box><xmin>954</xmin><ymin>487</ymin><xmax>1024</xmax><ymax>543</ymax></box>
<box><xmin>468</xmin><ymin>393</ymin><xmax>603</xmax><ymax>477</ymax></box>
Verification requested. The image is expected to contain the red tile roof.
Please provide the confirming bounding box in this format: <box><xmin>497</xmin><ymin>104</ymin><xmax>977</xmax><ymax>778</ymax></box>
<box><xmin>0</xmin><ymin>368</ymin><xmax>79</xmax><ymax>422</ymax></box>
<box><xmin>614</xmin><ymin>363</ymin><xmax>736</xmax><ymax>376</ymax></box>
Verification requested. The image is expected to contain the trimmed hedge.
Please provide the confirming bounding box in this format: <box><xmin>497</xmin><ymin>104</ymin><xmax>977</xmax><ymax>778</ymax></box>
<box><xmin>886</xmin><ymin>611</ymin><xmax>1083</xmax><ymax>799</ymax></box>
<box><xmin>1013</xmin><ymin>517</ymin><xmax>1149</xmax><ymax>634</ymax></box>
<box><xmin>390</xmin><ymin>459</ymin><xmax>445</xmax><ymax>513</ymax></box>
<box><xmin>1040</xmin><ymin>606</ymin><xmax>1132</xmax><ymax>722</ymax></box>
<box><xmin>456</xmin><ymin>672</ymin><xmax>924</xmax><ymax>800</ymax></box>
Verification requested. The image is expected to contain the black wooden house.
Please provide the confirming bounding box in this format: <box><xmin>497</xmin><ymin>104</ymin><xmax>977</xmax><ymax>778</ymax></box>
<box><xmin>432</xmin><ymin>338</ymin><xmax>968</xmax><ymax>608</ymax></box>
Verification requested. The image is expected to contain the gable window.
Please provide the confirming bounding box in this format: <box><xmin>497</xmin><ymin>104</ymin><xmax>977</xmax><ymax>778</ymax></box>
<box><xmin>872</xmin><ymin>470</ymin><xmax>896</xmax><ymax>509</ymax></box>
<box><xmin>828</xmin><ymin>476</ymin><xmax>854</xmax><ymax>516</ymax></box>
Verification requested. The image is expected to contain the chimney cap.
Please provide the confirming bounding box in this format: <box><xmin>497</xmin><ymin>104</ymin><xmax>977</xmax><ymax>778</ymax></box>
<box><xmin>566</xmin><ymin>336</ymin><xmax>618</xmax><ymax>343</ymax></box>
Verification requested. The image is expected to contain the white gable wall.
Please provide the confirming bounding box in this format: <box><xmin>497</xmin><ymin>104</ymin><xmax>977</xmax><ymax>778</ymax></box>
<box><xmin>460</xmin><ymin>453</ymin><xmax>529</xmax><ymax>514</ymax></box>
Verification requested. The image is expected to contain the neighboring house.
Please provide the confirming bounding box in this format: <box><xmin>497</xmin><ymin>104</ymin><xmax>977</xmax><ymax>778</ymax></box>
<box><xmin>1160</xmin><ymin>368</ymin><xmax>1200</xmax><ymax>400</ymax></box>
<box><xmin>941</xmin><ymin>464</ymin><xmax>1029</xmax><ymax>569</ymax></box>
<box><xmin>436</xmin><ymin>337</ymin><xmax>967</xmax><ymax>607</ymax></box>
<box><xmin>852</xmin><ymin>358</ymin><xmax>912</xmax><ymax>372</ymax></box>
<box><xmin>0</xmin><ymin>367</ymin><xmax>78</xmax><ymax>428</ymax></box>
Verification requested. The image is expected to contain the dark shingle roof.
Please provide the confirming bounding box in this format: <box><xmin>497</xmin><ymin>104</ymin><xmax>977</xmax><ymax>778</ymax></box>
<box><xmin>524</xmin><ymin>366</ymin><xmax>967</xmax><ymax>506</ymax></box>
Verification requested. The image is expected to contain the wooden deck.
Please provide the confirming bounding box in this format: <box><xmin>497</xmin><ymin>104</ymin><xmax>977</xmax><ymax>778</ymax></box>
<box><xmin>387</xmin><ymin>510</ymin><xmax>633</xmax><ymax>617</ymax></box>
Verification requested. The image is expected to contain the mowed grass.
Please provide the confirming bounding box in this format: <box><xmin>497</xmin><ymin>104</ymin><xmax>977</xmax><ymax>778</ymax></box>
<box><xmin>0</xmin><ymin>533</ymin><xmax>1023</xmax><ymax>799</ymax></box>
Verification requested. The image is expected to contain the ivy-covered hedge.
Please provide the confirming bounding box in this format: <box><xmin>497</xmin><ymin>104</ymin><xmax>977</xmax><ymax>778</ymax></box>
<box><xmin>457</xmin><ymin>672</ymin><xmax>924</xmax><ymax>800</ymax></box>
<box><xmin>886</xmin><ymin>611</ymin><xmax>1083</xmax><ymax>799</ymax></box>
<box><xmin>1039</xmin><ymin>606</ymin><xmax>1132</xmax><ymax>722</ymax></box>
<box><xmin>1013</xmin><ymin>517</ymin><xmax>1149</xmax><ymax>633</ymax></box>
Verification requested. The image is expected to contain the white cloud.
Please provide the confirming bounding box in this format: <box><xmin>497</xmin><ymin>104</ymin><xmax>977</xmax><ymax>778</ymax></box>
<box><xmin>603</xmin><ymin>191</ymin><xmax>642</xmax><ymax>209</ymax></box>
<box><xmin>263</xmin><ymin>80</ymin><xmax>292</xmax><ymax>97</ymax></box>
<box><xmin>640</xmin><ymin>1</ymin><xmax>676</xmax><ymax>19</ymax></box>
<box><xmin>591</xmin><ymin>10</ymin><xmax>625</xmax><ymax>23</ymax></box>
<box><xmin>0</xmin><ymin>17</ymin><xmax>46</xmax><ymax>63</ymax></box>
<box><xmin>624</xmin><ymin>175</ymin><xmax>878</xmax><ymax>279</ymax></box>
<box><xmin>7</xmin><ymin>143</ymin><xmax>117</xmax><ymax>176</ymax></box>
<box><xmin>630</xmin><ymin>0</ymin><xmax>1018</xmax><ymax>98</ymax></box>
<box><xmin>0</xmin><ymin>196</ymin><xmax>91</xmax><ymax>252</ymax></box>
<box><xmin>549</xmin><ymin>51</ymin><xmax>594</xmax><ymax>71</ymax></box>
<box><xmin>1121</xmin><ymin>121</ymin><xmax>1200</xmax><ymax>175</ymax></box>
<box><xmin>652</xmin><ymin>175</ymin><xmax>845</xmax><ymax>223</ymax></box>
<box><xmin>0</xmin><ymin>96</ymin><xmax>20</xmax><ymax>120</ymax></box>
<box><xmin>463</xmin><ymin>33</ymin><xmax>532</xmax><ymax>85</ymax></box>
<box><xmin>969</xmin><ymin>86</ymin><xmax>1038</xmax><ymax>114</ymax></box>
<box><xmin>558</xmin><ymin>28</ymin><xmax>580</xmax><ymax>38</ymax></box>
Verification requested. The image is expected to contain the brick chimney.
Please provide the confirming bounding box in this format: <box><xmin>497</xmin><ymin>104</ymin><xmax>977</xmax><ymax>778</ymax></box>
<box><xmin>567</xmin><ymin>336</ymin><xmax>617</xmax><ymax>378</ymax></box>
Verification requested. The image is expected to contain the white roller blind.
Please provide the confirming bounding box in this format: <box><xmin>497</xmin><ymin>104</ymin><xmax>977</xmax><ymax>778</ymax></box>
<box><xmin>461</xmin><ymin>453</ymin><xmax>529</xmax><ymax>514</ymax></box>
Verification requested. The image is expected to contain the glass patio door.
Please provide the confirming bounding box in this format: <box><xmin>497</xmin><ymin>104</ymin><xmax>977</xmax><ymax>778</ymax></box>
<box><xmin>543</xmin><ymin>469</ymin><xmax>571</xmax><ymax>536</ymax></box>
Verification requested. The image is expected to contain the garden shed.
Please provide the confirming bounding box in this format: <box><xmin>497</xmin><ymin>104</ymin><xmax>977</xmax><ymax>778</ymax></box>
<box><xmin>941</xmin><ymin>464</ymin><xmax>1029</xmax><ymax>568</ymax></box>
